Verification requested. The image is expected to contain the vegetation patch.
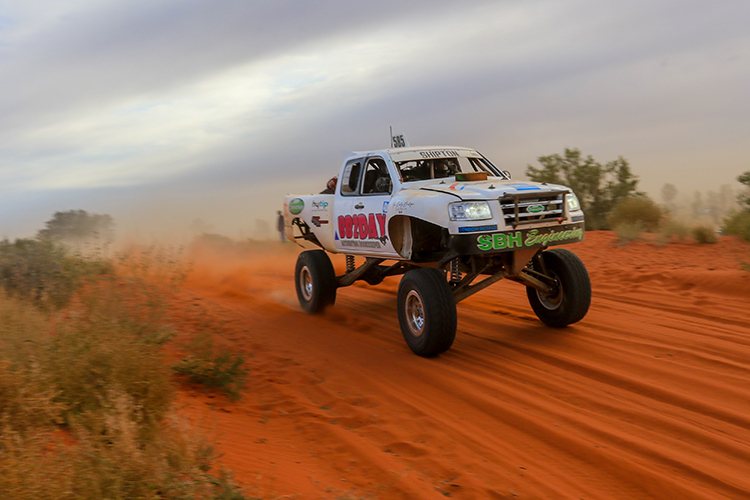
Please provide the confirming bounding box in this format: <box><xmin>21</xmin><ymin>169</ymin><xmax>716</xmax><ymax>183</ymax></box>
<box><xmin>613</xmin><ymin>222</ymin><xmax>644</xmax><ymax>245</ymax></box>
<box><xmin>723</xmin><ymin>210</ymin><xmax>750</xmax><ymax>242</ymax></box>
<box><xmin>526</xmin><ymin>148</ymin><xmax>640</xmax><ymax>230</ymax></box>
<box><xmin>608</xmin><ymin>196</ymin><xmax>663</xmax><ymax>233</ymax></box>
<box><xmin>174</xmin><ymin>333</ymin><xmax>248</xmax><ymax>401</ymax></box>
<box><xmin>692</xmin><ymin>225</ymin><xmax>718</xmax><ymax>244</ymax></box>
<box><xmin>0</xmin><ymin>238</ymin><xmax>110</xmax><ymax>309</ymax></box>
<box><xmin>0</xmin><ymin>223</ymin><xmax>254</xmax><ymax>499</ymax></box>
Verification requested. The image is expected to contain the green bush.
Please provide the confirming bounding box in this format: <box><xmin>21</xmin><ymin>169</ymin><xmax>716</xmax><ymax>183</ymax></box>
<box><xmin>174</xmin><ymin>334</ymin><xmax>248</xmax><ymax>401</ymax></box>
<box><xmin>692</xmin><ymin>225</ymin><xmax>718</xmax><ymax>244</ymax></box>
<box><xmin>722</xmin><ymin>210</ymin><xmax>750</xmax><ymax>242</ymax></box>
<box><xmin>0</xmin><ymin>239</ymin><xmax>110</xmax><ymax>309</ymax></box>
<box><xmin>608</xmin><ymin>196</ymin><xmax>663</xmax><ymax>232</ymax></box>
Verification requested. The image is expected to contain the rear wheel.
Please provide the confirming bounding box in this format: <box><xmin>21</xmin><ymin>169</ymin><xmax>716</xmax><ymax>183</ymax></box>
<box><xmin>397</xmin><ymin>268</ymin><xmax>457</xmax><ymax>357</ymax></box>
<box><xmin>526</xmin><ymin>248</ymin><xmax>590</xmax><ymax>327</ymax></box>
<box><xmin>295</xmin><ymin>250</ymin><xmax>337</xmax><ymax>314</ymax></box>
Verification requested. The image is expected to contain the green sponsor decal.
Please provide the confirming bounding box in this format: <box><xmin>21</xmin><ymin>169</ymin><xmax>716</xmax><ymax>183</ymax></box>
<box><xmin>526</xmin><ymin>204</ymin><xmax>544</xmax><ymax>213</ymax></box>
<box><xmin>289</xmin><ymin>198</ymin><xmax>304</xmax><ymax>215</ymax></box>
<box><xmin>477</xmin><ymin>226</ymin><xmax>584</xmax><ymax>251</ymax></box>
<box><xmin>477</xmin><ymin>232</ymin><xmax>523</xmax><ymax>251</ymax></box>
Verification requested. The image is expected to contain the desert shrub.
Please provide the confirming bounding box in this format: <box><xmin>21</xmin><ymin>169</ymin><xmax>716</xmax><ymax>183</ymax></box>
<box><xmin>722</xmin><ymin>210</ymin><xmax>750</xmax><ymax>242</ymax></box>
<box><xmin>0</xmin><ymin>360</ymin><xmax>64</xmax><ymax>437</ymax></box>
<box><xmin>0</xmin><ymin>256</ymin><xmax>254</xmax><ymax>500</ymax></box>
<box><xmin>608</xmin><ymin>196</ymin><xmax>663</xmax><ymax>232</ymax></box>
<box><xmin>0</xmin><ymin>294</ymin><xmax>64</xmax><ymax>437</ymax></box>
<box><xmin>0</xmin><ymin>291</ymin><xmax>47</xmax><ymax>363</ymax></box>
<box><xmin>43</xmin><ymin>317</ymin><xmax>174</xmax><ymax>433</ymax></box>
<box><xmin>660</xmin><ymin>218</ymin><xmax>690</xmax><ymax>241</ymax></box>
<box><xmin>174</xmin><ymin>334</ymin><xmax>248</xmax><ymax>401</ymax></box>
<box><xmin>692</xmin><ymin>225</ymin><xmax>718</xmax><ymax>244</ymax></box>
<box><xmin>0</xmin><ymin>238</ymin><xmax>110</xmax><ymax>309</ymax></box>
<box><xmin>613</xmin><ymin>222</ymin><xmax>643</xmax><ymax>245</ymax></box>
<box><xmin>0</xmin><ymin>402</ymin><xmax>256</xmax><ymax>500</ymax></box>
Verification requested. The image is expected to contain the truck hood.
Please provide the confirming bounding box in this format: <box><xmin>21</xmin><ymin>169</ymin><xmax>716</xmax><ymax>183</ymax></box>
<box><xmin>410</xmin><ymin>178</ymin><xmax>569</xmax><ymax>200</ymax></box>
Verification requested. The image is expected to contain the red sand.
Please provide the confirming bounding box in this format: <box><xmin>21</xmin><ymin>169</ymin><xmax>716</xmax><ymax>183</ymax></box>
<box><xmin>170</xmin><ymin>232</ymin><xmax>750</xmax><ymax>499</ymax></box>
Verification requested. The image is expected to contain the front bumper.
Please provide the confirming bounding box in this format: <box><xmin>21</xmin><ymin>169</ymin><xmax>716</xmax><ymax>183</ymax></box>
<box><xmin>448</xmin><ymin>221</ymin><xmax>585</xmax><ymax>255</ymax></box>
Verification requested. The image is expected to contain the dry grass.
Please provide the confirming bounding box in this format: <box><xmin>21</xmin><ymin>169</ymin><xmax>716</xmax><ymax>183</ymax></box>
<box><xmin>0</xmin><ymin>247</ymin><xmax>255</xmax><ymax>500</ymax></box>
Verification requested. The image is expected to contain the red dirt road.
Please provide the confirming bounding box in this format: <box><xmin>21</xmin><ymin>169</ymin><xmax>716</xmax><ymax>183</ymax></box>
<box><xmin>172</xmin><ymin>232</ymin><xmax>750</xmax><ymax>499</ymax></box>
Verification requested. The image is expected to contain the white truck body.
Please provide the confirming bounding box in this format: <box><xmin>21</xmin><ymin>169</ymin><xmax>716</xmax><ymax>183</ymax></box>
<box><xmin>285</xmin><ymin>143</ymin><xmax>591</xmax><ymax>357</ymax></box>
<box><xmin>284</xmin><ymin>146</ymin><xmax>585</xmax><ymax>261</ymax></box>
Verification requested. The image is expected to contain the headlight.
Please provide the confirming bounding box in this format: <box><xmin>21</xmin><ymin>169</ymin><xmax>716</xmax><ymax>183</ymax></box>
<box><xmin>566</xmin><ymin>193</ymin><xmax>581</xmax><ymax>212</ymax></box>
<box><xmin>449</xmin><ymin>201</ymin><xmax>492</xmax><ymax>221</ymax></box>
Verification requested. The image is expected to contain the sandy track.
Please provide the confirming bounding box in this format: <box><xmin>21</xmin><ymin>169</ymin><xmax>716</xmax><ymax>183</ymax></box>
<box><xmin>171</xmin><ymin>232</ymin><xmax>750</xmax><ymax>499</ymax></box>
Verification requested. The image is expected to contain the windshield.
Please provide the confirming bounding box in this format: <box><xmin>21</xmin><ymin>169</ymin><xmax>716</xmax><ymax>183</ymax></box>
<box><xmin>396</xmin><ymin>156</ymin><xmax>505</xmax><ymax>182</ymax></box>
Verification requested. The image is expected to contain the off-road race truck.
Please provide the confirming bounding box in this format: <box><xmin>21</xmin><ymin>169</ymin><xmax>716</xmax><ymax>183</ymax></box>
<box><xmin>283</xmin><ymin>137</ymin><xmax>591</xmax><ymax>357</ymax></box>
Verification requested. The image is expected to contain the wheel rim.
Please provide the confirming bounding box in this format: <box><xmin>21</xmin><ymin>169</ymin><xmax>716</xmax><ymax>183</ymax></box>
<box><xmin>404</xmin><ymin>290</ymin><xmax>425</xmax><ymax>337</ymax></box>
<box><xmin>536</xmin><ymin>272</ymin><xmax>563</xmax><ymax>310</ymax></box>
<box><xmin>299</xmin><ymin>266</ymin><xmax>313</xmax><ymax>301</ymax></box>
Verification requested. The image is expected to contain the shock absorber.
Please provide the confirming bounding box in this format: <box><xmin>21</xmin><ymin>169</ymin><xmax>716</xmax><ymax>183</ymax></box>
<box><xmin>450</xmin><ymin>257</ymin><xmax>462</xmax><ymax>283</ymax></box>
<box><xmin>346</xmin><ymin>254</ymin><xmax>355</xmax><ymax>273</ymax></box>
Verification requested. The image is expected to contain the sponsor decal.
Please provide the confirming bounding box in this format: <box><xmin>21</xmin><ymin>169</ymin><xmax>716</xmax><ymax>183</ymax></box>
<box><xmin>505</xmin><ymin>183</ymin><xmax>540</xmax><ymax>192</ymax></box>
<box><xmin>311</xmin><ymin>216</ymin><xmax>328</xmax><ymax>227</ymax></box>
<box><xmin>477</xmin><ymin>227</ymin><xmax>584</xmax><ymax>251</ymax></box>
<box><xmin>289</xmin><ymin>198</ymin><xmax>304</xmax><ymax>214</ymax></box>
<box><xmin>526</xmin><ymin>204</ymin><xmax>544</xmax><ymax>213</ymax></box>
<box><xmin>448</xmin><ymin>183</ymin><xmax>466</xmax><ymax>191</ymax></box>
<box><xmin>337</xmin><ymin>213</ymin><xmax>388</xmax><ymax>245</ymax></box>
<box><xmin>419</xmin><ymin>150</ymin><xmax>459</xmax><ymax>159</ymax></box>
<box><xmin>524</xmin><ymin>227</ymin><xmax>584</xmax><ymax>247</ymax></box>
<box><xmin>458</xmin><ymin>224</ymin><xmax>498</xmax><ymax>233</ymax></box>
<box><xmin>383</xmin><ymin>201</ymin><xmax>389</xmax><ymax>213</ymax></box>
<box><xmin>311</xmin><ymin>200</ymin><xmax>329</xmax><ymax>211</ymax></box>
<box><xmin>392</xmin><ymin>200</ymin><xmax>415</xmax><ymax>211</ymax></box>
<box><xmin>342</xmin><ymin>240</ymin><xmax>382</xmax><ymax>249</ymax></box>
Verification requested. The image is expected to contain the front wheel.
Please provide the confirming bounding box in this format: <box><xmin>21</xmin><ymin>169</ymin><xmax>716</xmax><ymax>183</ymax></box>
<box><xmin>397</xmin><ymin>268</ymin><xmax>457</xmax><ymax>357</ymax></box>
<box><xmin>295</xmin><ymin>250</ymin><xmax>337</xmax><ymax>314</ymax></box>
<box><xmin>526</xmin><ymin>248</ymin><xmax>591</xmax><ymax>327</ymax></box>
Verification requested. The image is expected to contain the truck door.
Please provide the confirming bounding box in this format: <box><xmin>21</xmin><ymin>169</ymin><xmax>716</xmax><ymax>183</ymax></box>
<box><xmin>333</xmin><ymin>157</ymin><xmax>362</xmax><ymax>253</ymax></box>
<box><xmin>334</xmin><ymin>156</ymin><xmax>399</xmax><ymax>257</ymax></box>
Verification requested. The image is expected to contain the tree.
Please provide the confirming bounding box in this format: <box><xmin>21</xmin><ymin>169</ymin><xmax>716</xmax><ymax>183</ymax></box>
<box><xmin>738</xmin><ymin>171</ymin><xmax>750</xmax><ymax>209</ymax></box>
<box><xmin>525</xmin><ymin>148</ymin><xmax>640</xmax><ymax>230</ymax></box>
<box><xmin>37</xmin><ymin>210</ymin><xmax>115</xmax><ymax>254</ymax></box>
<box><xmin>721</xmin><ymin>172</ymin><xmax>750</xmax><ymax>242</ymax></box>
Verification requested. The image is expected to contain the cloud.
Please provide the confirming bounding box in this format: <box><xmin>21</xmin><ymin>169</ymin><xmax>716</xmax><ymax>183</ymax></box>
<box><xmin>1</xmin><ymin>0</ymin><xmax>749</xmax><ymax>238</ymax></box>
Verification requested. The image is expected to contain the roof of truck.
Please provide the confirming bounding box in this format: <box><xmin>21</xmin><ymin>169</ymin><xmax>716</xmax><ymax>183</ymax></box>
<box><xmin>349</xmin><ymin>146</ymin><xmax>484</xmax><ymax>163</ymax></box>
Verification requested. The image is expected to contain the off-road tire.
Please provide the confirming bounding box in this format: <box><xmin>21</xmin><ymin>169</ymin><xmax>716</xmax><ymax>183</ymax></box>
<box><xmin>397</xmin><ymin>268</ymin><xmax>457</xmax><ymax>357</ymax></box>
<box><xmin>295</xmin><ymin>250</ymin><xmax>337</xmax><ymax>314</ymax></box>
<box><xmin>526</xmin><ymin>248</ymin><xmax>591</xmax><ymax>327</ymax></box>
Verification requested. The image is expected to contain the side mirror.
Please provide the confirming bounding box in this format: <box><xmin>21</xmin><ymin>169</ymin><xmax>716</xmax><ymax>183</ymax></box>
<box><xmin>501</xmin><ymin>170</ymin><xmax>512</xmax><ymax>179</ymax></box>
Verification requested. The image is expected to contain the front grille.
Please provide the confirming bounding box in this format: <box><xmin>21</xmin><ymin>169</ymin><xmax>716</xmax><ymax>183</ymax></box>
<box><xmin>499</xmin><ymin>190</ymin><xmax>568</xmax><ymax>228</ymax></box>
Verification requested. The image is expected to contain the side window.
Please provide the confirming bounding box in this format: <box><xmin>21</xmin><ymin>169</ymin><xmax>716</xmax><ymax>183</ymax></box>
<box><xmin>361</xmin><ymin>158</ymin><xmax>393</xmax><ymax>195</ymax></box>
<box><xmin>340</xmin><ymin>160</ymin><xmax>362</xmax><ymax>196</ymax></box>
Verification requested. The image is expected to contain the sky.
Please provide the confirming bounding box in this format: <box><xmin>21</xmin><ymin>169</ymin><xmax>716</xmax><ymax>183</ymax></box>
<box><xmin>1</xmin><ymin>0</ymin><xmax>748</xmax><ymax>240</ymax></box>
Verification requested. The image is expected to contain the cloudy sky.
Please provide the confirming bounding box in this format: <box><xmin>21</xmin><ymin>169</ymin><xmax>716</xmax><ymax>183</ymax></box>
<box><xmin>1</xmin><ymin>0</ymin><xmax>748</xmax><ymax>240</ymax></box>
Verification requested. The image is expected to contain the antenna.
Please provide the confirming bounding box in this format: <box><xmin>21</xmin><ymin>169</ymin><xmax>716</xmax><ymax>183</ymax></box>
<box><xmin>389</xmin><ymin>126</ymin><xmax>393</xmax><ymax>147</ymax></box>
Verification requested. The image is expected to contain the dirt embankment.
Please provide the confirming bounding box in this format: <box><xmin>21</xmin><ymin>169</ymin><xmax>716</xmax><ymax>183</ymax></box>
<box><xmin>170</xmin><ymin>232</ymin><xmax>750</xmax><ymax>499</ymax></box>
